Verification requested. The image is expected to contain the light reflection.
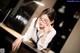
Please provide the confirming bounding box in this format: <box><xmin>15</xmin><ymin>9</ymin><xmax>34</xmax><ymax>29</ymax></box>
<box><xmin>58</xmin><ymin>5</ymin><xmax>66</xmax><ymax>13</ymax></box>
<box><xmin>16</xmin><ymin>15</ymin><xmax>28</xmax><ymax>25</ymax></box>
<box><xmin>69</xmin><ymin>29</ymin><xmax>72</xmax><ymax>32</ymax></box>
<box><xmin>59</xmin><ymin>21</ymin><xmax>64</xmax><ymax>27</ymax></box>
<box><xmin>61</xmin><ymin>35</ymin><xmax>66</xmax><ymax>39</ymax></box>
<box><xmin>33</xmin><ymin>1</ymin><xmax>45</xmax><ymax>6</ymax></box>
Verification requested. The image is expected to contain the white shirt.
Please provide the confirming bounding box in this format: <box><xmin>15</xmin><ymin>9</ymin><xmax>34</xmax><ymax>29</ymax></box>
<box><xmin>22</xmin><ymin>18</ymin><xmax>56</xmax><ymax>50</ymax></box>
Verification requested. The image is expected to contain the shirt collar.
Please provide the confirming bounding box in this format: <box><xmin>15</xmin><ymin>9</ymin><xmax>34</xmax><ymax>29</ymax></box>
<box><xmin>35</xmin><ymin>18</ymin><xmax>40</xmax><ymax>30</ymax></box>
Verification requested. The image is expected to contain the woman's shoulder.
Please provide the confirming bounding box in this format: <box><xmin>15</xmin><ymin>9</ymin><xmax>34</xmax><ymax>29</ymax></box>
<box><xmin>51</xmin><ymin>27</ymin><xmax>56</xmax><ymax>34</ymax></box>
<box><xmin>30</xmin><ymin>18</ymin><xmax>37</xmax><ymax>24</ymax></box>
<box><xmin>32</xmin><ymin>17</ymin><xmax>37</xmax><ymax>21</ymax></box>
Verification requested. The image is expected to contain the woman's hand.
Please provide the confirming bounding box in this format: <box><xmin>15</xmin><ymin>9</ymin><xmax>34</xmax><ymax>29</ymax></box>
<box><xmin>12</xmin><ymin>37</ymin><xmax>23</xmax><ymax>51</ymax></box>
<box><xmin>44</xmin><ymin>24</ymin><xmax>51</xmax><ymax>34</ymax></box>
<box><xmin>41</xmin><ymin>25</ymin><xmax>51</xmax><ymax>44</ymax></box>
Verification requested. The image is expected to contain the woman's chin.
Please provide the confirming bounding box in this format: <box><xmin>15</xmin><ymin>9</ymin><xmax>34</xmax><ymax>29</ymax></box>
<box><xmin>40</xmin><ymin>26</ymin><xmax>44</xmax><ymax>29</ymax></box>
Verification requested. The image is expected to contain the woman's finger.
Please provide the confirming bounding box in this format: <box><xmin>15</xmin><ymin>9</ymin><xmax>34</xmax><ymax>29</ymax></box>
<box><xmin>12</xmin><ymin>42</ymin><xmax>18</xmax><ymax>51</ymax></box>
<box><xmin>12</xmin><ymin>40</ymin><xmax>19</xmax><ymax>51</ymax></box>
<box><xmin>17</xmin><ymin>41</ymin><xmax>21</xmax><ymax>50</ymax></box>
<box><xmin>12</xmin><ymin>37</ymin><xmax>23</xmax><ymax>51</ymax></box>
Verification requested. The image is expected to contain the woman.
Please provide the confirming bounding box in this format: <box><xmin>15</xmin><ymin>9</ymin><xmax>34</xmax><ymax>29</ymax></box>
<box><xmin>12</xmin><ymin>8</ymin><xmax>56</xmax><ymax>51</ymax></box>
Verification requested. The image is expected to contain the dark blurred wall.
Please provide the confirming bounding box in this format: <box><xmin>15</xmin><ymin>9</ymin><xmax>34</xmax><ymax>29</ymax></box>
<box><xmin>50</xmin><ymin>0</ymin><xmax>80</xmax><ymax>53</ymax></box>
<box><xmin>0</xmin><ymin>0</ymin><xmax>19</xmax><ymax>10</ymax></box>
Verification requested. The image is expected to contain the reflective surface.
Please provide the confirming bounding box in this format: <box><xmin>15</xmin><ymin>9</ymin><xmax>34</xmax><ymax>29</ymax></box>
<box><xmin>4</xmin><ymin>0</ymin><xmax>38</xmax><ymax>33</ymax></box>
<box><xmin>50</xmin><ymin>0</ymin><xmax>80</xmax><ymax>52</ymax></box>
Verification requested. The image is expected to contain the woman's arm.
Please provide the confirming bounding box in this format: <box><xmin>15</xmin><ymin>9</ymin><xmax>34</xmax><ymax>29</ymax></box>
<box><xmin>12</xmin><ymin>18</ymin><xmax>37</xmax><ymax>51</ymax></box>
<box><xmin>22</xmin><ymin>18</ymin><xmax>37</xmax><ymax>42</ymax></box>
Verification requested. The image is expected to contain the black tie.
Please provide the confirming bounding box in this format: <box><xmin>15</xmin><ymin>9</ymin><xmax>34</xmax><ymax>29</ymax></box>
<box><xmin>33</xmin><ymin>29</ymin><xmax>39</xmax><ymax>48</ymax></box>
<box><xmin>36</xmin><ymin>29</ymin><xmax>39</xmax><ymax>43</ymax></box>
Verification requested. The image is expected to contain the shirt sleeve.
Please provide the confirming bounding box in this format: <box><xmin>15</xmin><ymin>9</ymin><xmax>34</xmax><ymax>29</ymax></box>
<box><xmin>37</xmin><ymin>28</ymin><xmax>56</xmax><ymax>50</ymax></box>
<box><xmin>22</xmin><ymin>18</ymin><xmax>37</xmax><ymax>42</ymax></box>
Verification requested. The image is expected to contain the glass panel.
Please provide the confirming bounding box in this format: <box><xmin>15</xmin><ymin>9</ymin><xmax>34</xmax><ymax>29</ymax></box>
<box><xmin>4</xmin><ymin>0</ymin><xmax>38</xmax><ymax>33</ymax></box>
<box><xmin>50</xmin><ymin>1</ymin><xmax>80</xmax><ymax>53</ymax></box>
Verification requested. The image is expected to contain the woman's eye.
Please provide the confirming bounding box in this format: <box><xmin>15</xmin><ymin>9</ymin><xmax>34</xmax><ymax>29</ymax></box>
<box><xmin>44</xmin><ymin>19</ymin><xmax>46</xmax><ymax>22</ymax></box>
<box><xmin>44</xmin><ymin>19</ymin><xmax>47</xmax><ymax>22</ymax></box>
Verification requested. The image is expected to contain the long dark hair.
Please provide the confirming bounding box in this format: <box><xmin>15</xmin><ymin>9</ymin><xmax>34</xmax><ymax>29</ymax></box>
<box><xmin>40</xmin><ymin>8</ymin><xmax>56</xmax><ymax>22</ymax></box>
<box><xmin>34</xmin><ymin>8</ymin><xmax>56</xmax><ymax>27</ymax></box>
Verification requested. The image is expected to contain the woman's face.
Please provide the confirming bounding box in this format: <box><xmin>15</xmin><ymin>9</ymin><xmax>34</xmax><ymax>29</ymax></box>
<box><xmin>39</xmin><ymin>14</ymin><xmax>52</xmax><ymax>28</ymax></box>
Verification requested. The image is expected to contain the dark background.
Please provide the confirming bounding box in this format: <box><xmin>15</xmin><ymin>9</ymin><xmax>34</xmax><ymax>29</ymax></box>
<box><xmin>49</xmin><ymin>0</ymin><xmax>80</xmax><ymax>52</ymax></box>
